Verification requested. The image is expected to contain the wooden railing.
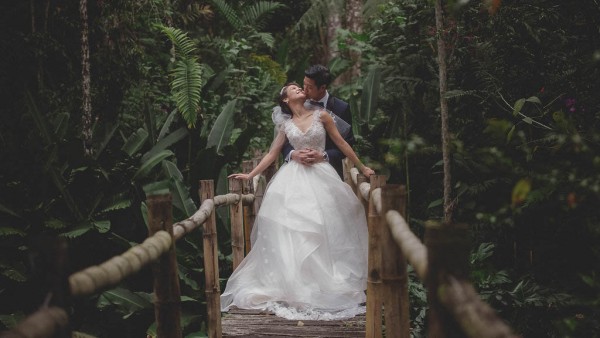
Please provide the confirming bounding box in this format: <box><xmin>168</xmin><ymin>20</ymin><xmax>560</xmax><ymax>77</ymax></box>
<box><xmin>0</xmin><ymin>178</ymin><xmax>262</xmax><ymax>338</ymax></box>
<box><xmin>2</xmin><ymin>157</ymin><xmax>519</xmax><ymax>338</ymax></box>
<box><xmin>342</xmin><ymin>160</ymin><xmax>519</xmax><ymax>338</ymax></box>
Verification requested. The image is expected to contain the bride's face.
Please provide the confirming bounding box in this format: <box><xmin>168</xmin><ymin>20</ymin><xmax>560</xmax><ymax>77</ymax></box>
<box><xmin>286</xmin><ymin>85</ymin><xmax>306</xmax><ymax>102</ymax></box>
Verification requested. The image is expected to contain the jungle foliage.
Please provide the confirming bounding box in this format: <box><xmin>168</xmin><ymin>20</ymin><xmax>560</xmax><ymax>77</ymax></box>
<box><xmin>0</xmin><ymin>0</ymin><xmax>599</xmax><ymax>337</ymax></box>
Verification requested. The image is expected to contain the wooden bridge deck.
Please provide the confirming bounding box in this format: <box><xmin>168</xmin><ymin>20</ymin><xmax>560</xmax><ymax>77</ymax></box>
<box><xmin>222</xmin><ymin>308</ymin><xmax>366</xmax><ymax>337</ymax></box>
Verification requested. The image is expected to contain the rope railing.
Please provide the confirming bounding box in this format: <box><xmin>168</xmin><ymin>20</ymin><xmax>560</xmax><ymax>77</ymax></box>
<box><xmin>3</xmin><ymin>156</ymin><xmax>520</xmax><ymax>338</ymax></box>
<box><xmin>1</xmin><ymin>182</ymin><xmax>258</xmax><ymax>338</ymax></box>
<box><xmin>345</xmin><ymin>161</ymin><xmax>518</xmax><ymax>338</ymax></box>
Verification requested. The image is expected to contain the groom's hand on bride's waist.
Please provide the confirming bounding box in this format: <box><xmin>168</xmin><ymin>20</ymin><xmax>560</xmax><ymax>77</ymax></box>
<box><xmin>291</xmin><ymin>148</ymin><xmax>326</xmax><ymax>166</ymax></box>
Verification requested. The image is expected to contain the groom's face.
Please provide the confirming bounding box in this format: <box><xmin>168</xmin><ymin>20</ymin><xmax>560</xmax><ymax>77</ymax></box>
<box><xmin>303</xmin><ymin>77</ymin><xmax>327</xmax><ymax>101</ymax></box>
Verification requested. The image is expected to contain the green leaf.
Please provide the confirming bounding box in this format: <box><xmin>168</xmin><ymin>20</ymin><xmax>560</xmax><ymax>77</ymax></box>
<box><xmin>0</xmin><ymin>312</ymin><xmax>24</xmax><ymax>329</ymax></box>
<box><xmin>133</xmin><ymin>150</ymin><xmax>174</xmax><ymax>180</ymax></box>
<box><xmin>0</xmin><ymin>226</ymin><xmax>26</xmax><ymax>237</ymax></box>
<box><xmin>171</xmin><ymin>178</ymin><xmax>197</xmax><ymax>217</ymax></box>
<box><xmin>506</xmin><ymin>125</ymin><xmax>516</xmax><ymax>143</ymax></box>
<box><xmin>60</xmin><ymin>223</ymin><xmax>93</xmax><ymax>238</ymax></box>
<box><xmin>44</xmin><ymin>218</ymin><xmax>66</xmax><ymax>230</ymax></box>
<box><xmin>53</xmin><ymin>112</ymin><xmax>70</xmax><ymax>139</ymax></box>
<box><xmin>171</xmin><ymin>59</ymin><xmax>203</xmax><ymax>128</ymax></box>
<box><xmin>525</xmin><ymin>96</ymin><xmax>541</xmax><ymax>104</ymax></box>
<box><xmin>93</xmin><ymin>220</ymin><xmax>111</xmax><ymax>234</ymax></box>
<box><xmin>121</xmin><ymin>128</ymin><xmax>149</xmax><ymax>156</ymax></box>
<box><xmin>0</xmin><ymin>203</ymin><xmax>20</xmax><ymax>218</ymax></box>
<box><xmin>512</xmin><ymin>98</ymin><xmax>526</xmax><ymax>116</ymax></box>
<box><xmin>158</xmin><ymin>109</ymin><xmax>179</xmax><ymax>142</ymax></box>
<box><xmin>360</xmin><ymin>66</ymin><xmax>381</xmax><ymax>122</ymax></box>
<box><xmin>427</xmin><ymin>198</ymin><xmax>443</xmax><ymax>209</ymax></box>
<box><xmin>1</xmin><ymin>267</ymin><xmax>27</xmax><ymax>282</ymax></box>
<box><xmin>158</xmin><ymin>26</ymin><xmax>198</xmax><ymax>57</ymax></box>
<box><xmin>143</xmin><ymin>180</ymin><xmax>171</xmax><ymax>197</ymax></box>
<box><xmin>98</xmin><ymin>197</ymin><xmax>132</xmax><ymax>214</ymax></box>
<box><xmin>210</xmin><ymin>0</ymin><xmax>243</xmax><ymax>30</ymax></box>
<box><xmin>162</xmin><ymin>160</ymin><xmax>184</xmax><ymax>181</ymax></box>
<box><xmin>142</xmin><ymin>127</ymin><xmax>189</xmax><ymax>163</ymax></box>
<box><xmin>97</xmin><ymin>288</ymin><xmax>153</xmax><ymax>319</ymax></box>
<box><xmin>206</xmin><ymin>99</ymin><xmax>238</xmax><ymax>155</ymax></box>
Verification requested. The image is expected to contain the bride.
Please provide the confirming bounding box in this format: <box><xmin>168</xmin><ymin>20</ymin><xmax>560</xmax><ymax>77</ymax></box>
<box><xmin>221</xmin><ymin>82</ymin><xmax>374</xmax><ymax>320</ymax></box>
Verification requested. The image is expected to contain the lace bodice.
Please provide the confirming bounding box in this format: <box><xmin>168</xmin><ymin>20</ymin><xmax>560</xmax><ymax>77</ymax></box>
<box><xmin>283</xmin><ymin>110</ymin><xmax>326</xmax><ymax>152</ymax></box>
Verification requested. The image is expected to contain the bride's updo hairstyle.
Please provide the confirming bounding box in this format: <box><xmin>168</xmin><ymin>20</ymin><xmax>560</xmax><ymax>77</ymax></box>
<box><xmin>277</xmin><ymin>82</ymin><xmax>301</xmax><ymax>116</ymax></box>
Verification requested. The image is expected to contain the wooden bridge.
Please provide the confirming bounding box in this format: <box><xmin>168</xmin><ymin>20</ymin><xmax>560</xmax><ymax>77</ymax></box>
<box><xmin>1</xmin><ymin>160</ymin><xmax>519</xmax><ymax>338</ymax></box>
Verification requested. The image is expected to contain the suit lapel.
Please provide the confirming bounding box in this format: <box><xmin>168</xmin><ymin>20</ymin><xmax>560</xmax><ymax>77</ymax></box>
<box><xmin>326</xmin><ymin>96</ymin><xmax>336</xmax><ymax>113</ymax></box>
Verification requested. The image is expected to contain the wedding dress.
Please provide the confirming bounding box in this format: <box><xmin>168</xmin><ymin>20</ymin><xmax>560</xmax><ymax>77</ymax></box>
<box><xmin>220</xmin><ymin>110</ymin><xmax>368</xmax><ymax>320</ymax></box>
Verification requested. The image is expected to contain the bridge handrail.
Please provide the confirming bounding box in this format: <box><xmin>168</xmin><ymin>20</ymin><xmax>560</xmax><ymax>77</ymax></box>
<box><xmin>346</xmin><ymin>164</ymin><xmax>518</xmax><ymax>338</ymax></box>
<box><xmin>1</xmin><ymin>189</ymin><xmax>254</xmax><ymax>338</ymax></box>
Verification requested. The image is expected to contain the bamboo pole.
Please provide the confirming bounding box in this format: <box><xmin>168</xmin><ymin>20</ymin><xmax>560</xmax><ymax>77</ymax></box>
<box><xmin>356</xmin><ymin>173</ymin><xmax>368</xmax><ymax>205</ymax></box>
<box><xmin>252</xmin><ymin>175</ymin><xmax>266</xmax><ymax>225</ymax></box>
<box><xmin>147</xmin><ymin>193</ymin><xmax>182</xmax><ymax>338</ymax></box>
<box><xmin>48</xmin><ymin>237</ymin><xmax>71</xmax><ymax>338</ymax></box>
<box><xmin>425</xmin><ymin>221</ymin><xmax>470</xmax><ymax>338</ymax></box>
<box><xmin>366</xmin><ymin>175</ymin><xmax>387</xmax><ymax>338</ymax></box>
<box><xmin>242</xmin><ymin>161</ymin><xmax>254</xmax><ymax>255</ymax></box>
<box><xmin>343</xmin><ymin>158</ymin><xmax>354</xmax><ymax>185</ymax></box>
<box><xmin>380</xmin><ymin>185</ymin><xmax>410</xmax><ymax>338</ymax></box>
<box><xmin>199</xmin><ymin>180</ymin><xmax>222</xmax><ymax>338</ymax></box>
<box><xmin>228</xmin><ymin>178</ymin><xmax>244</xmax><ymax>269</ymax></box>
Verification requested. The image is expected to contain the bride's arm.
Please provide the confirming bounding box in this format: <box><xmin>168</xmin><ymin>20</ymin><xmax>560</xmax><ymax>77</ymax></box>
<box><xmin>320</xmin><ymin>112</ymin><xmax>374</xmax><ymax>177</ymax></box>
<box><xmin>228</xmin><ymin>130</ymin><xmax>287</xmax><ymax>180</ymax></box>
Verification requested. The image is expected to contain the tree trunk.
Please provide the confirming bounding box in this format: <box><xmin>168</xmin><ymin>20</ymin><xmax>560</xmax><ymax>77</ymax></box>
<box><xmin>80</xmin><ymin>0</ymin><xmax>93</xmax><ymax>155</ymax></box>
<box><xmin>345</xmin><ymin>0</ymin><xmax>362</xmax><ymax>78</ymax></box>
<box><xmin>434</xmin><ymin>0</ymin><xmax>453</xmax><ymax>223</ymax></box>
<box><xmin>325</xmin><ymin>4</ymin><xmax>341</xmax><ymax>63</ymax></box>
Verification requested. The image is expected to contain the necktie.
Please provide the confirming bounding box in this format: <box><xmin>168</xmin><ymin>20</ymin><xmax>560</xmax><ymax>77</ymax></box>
<box><xmin>310</xmin><ymin>100</ymin><xmax>324</xmax><ymax>107</ymax></box>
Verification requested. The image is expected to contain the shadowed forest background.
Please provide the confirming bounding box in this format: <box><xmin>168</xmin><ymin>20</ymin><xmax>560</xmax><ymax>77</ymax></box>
<box><xmin>1</xmin><ymin>0</ymin><xmax>599</xmax><ymax>336</ymax></box>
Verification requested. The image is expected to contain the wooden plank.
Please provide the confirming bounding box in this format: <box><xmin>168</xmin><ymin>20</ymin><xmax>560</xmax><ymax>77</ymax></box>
<box><xmin>222</xmin><ymin>309</ymin><xmax>366</xmax><ymax>337</ymax></box>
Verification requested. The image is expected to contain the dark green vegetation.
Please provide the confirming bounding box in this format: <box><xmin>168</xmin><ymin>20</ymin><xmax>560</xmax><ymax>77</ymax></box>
<box><xmin>1</xmin><ymin>0</ymin><xmax>599</xmax><ymax>337</ymax></box>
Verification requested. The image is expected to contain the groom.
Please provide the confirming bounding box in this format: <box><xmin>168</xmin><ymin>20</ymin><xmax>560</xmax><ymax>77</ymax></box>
<box><xmin>282</xmin><ymin>64</ymin><xmax>355</xmax><ymax>180</ymax></box>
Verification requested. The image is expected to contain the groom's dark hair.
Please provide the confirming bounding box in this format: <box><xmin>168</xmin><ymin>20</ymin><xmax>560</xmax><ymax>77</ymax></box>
<box><xmin>305</xmin><ymin>64</ymin><xmax>332</xmax><ymax>88</ymax></box>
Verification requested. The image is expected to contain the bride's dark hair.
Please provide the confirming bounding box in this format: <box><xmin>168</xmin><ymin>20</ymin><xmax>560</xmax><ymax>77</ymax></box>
<box><xmin>278</xmin><ymin>82</ymin><xmax>301</xmax><ymax>116</ymax></box>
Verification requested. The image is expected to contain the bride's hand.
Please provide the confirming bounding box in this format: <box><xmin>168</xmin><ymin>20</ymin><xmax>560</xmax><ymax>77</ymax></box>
<box><xmin>228</xmin><ymin>173</ymin><xmax>251</xmax><ymax>180</ymax></box>
<box><xmin>361</xmin><ymin>166</ymin><xmax>375</xmax><ymax>178</ymax></box>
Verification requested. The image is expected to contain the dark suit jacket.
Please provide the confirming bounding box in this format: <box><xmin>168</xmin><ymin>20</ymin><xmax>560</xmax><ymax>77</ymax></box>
<box><xmin>282</xmin><ymin>96</ymin><xmax>355</xmax><ymax>179</ymax></box>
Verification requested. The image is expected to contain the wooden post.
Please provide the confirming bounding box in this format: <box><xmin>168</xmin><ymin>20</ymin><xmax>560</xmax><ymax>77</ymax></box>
<box><xmin>147</xmin><ymin>193</ymin><xmax>182</xmax><ymax>338</ymax></box>
<box><xmin>343</xmin><ymin>158</ymin><xmax>354</xmax><ymax>185</ymax></box>
<box><xmin>50</xmin><ymin>237</ymin><xmax>71</xmax><ymax>338</ymax></box>
<box><xmin>242</xmin><ymin>161</ymin><xmax>255</xmax><ymax>255</ymax></box>
<box><xmin>425</xmin><ymin>221</ymin><xmax>470</xmax><ymax>338</ymax></box>
<box><xmin>356</xmin><ymin>173</ymin><xmax>367</xmax><ymax>203</ymax></box>
<box><xmin>228</xmin><ymin>178</ymin><xmax>244</xmax><ymax>269</ymax></box>
<box><xmin>366</xmin><ymin>175</ymin><xmax>387</xmax><ymax>338</ymax></box>
<box><xmin>199</xmin><ymin>180</ymin><xmax>222</xmax><ymax>338</ymax></box>
<box><xmin>253</xmin><ymin>176</ymin><xmax>266</xmax><ymax>225</ymax></box>
<box><xmin>380</xmin><ymin>185</ymin><xmax>410</xmax><ymax>338</ymax></box>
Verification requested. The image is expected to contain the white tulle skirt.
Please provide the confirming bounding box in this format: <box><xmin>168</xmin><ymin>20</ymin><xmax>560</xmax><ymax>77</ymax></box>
<box><xmin>220</xmin><ymin>161</ymin><xmax>368</xmax><ymax>320</ymax></box>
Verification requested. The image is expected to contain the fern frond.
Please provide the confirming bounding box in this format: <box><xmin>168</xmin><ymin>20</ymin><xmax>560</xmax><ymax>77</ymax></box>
<box><xmin>295</xmin><ymin>0</ymin><xmax>343</xmax><ymax>31</ymax></box>
<box><xmin>210</xmin><ymin>0</ymin><xmax>243</xmax><ymax>30</ymax></box>
<box><xmin>251</xmin><ymin>32</ymin><xmax>275</xmax><ymax>49</ymax></box>
<box><xmin>0</xmin><ymin>226</ymin><xmax>26</xmax><ymax>237</ymax></box>
<box><xmin>159</xmin><ymin>26</ymin><xmax>197</xmax><ymax>57</ymax></box>
<box><xmin>171</xmin><ymin>59</ymin><xmax>203</xmax><ymax>128</ymax></box>
<box><xmin>240</xmin><ymin>1</ymin><xmax>286</xmax><ymax>30</ymax></box>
